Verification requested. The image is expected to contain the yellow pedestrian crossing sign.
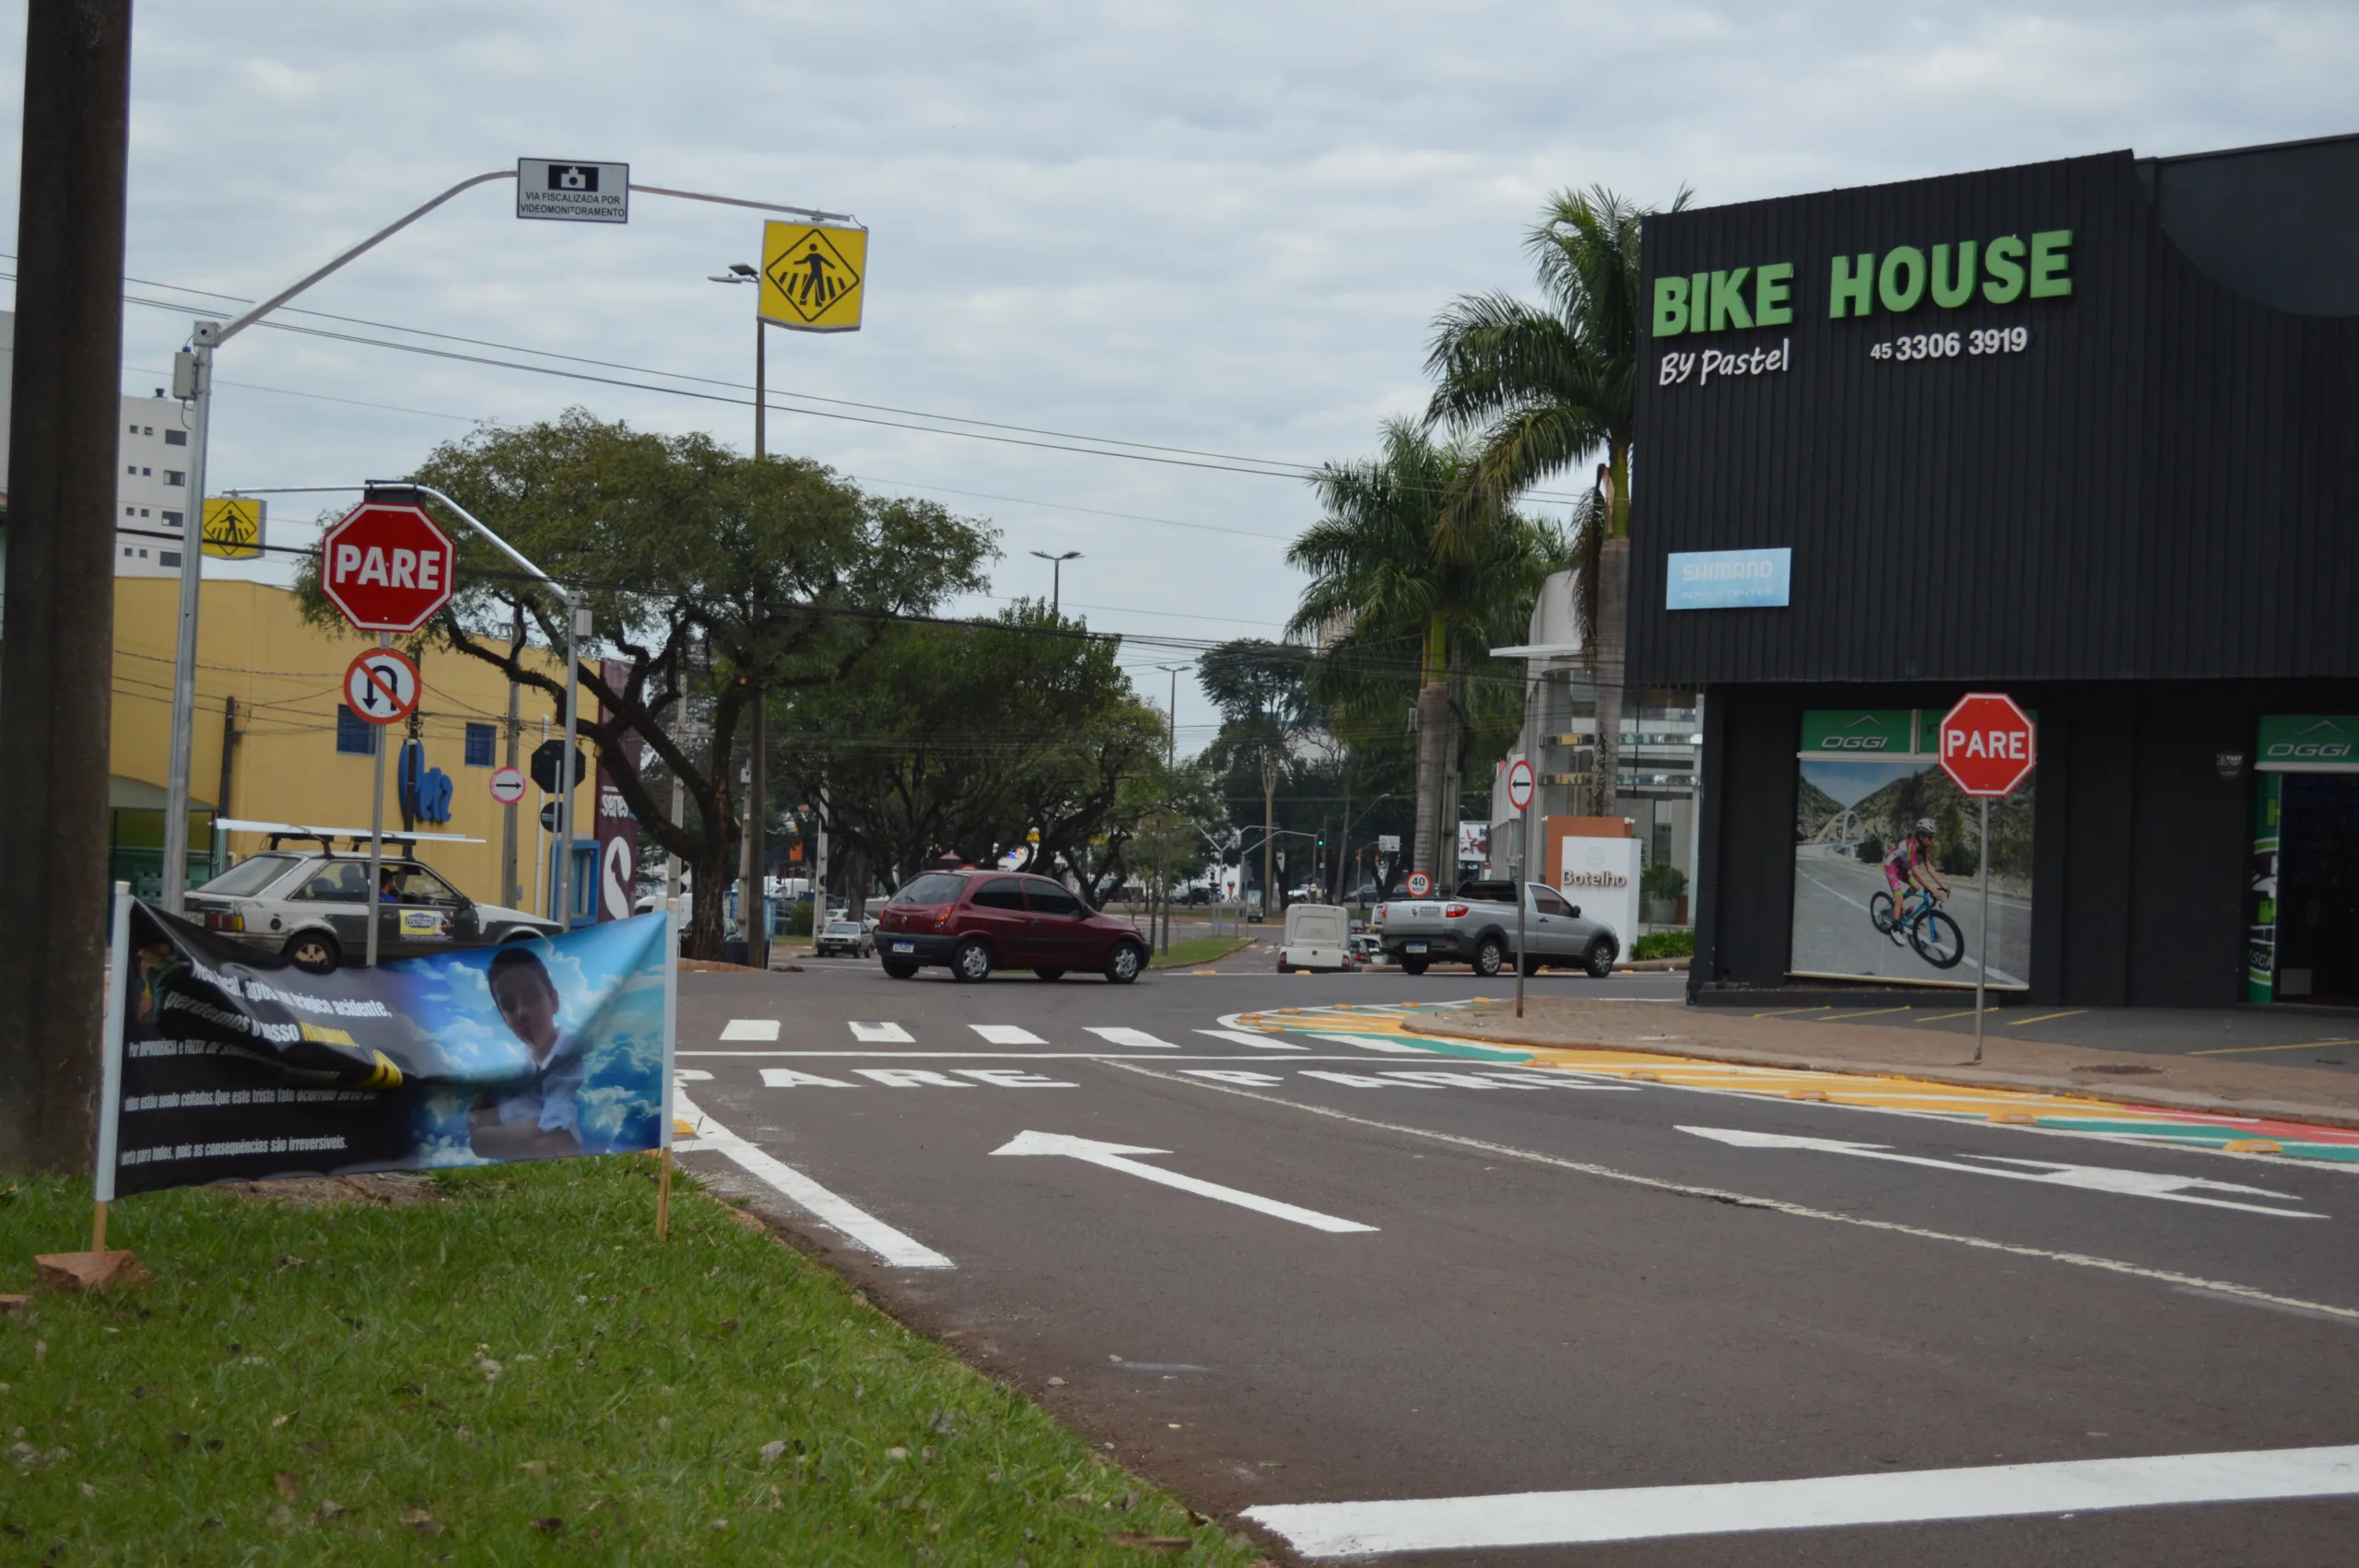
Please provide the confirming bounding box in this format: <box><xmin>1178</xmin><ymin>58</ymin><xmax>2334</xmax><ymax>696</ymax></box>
<box><xmin>760</xmin><ymin>221</ymin><xmax>866</xmax><ymax>333</ymax></box>
<box><xmin>201</xmin><ymin>497</ymin><xmax>266</xmax><ymax>561</ymax></box>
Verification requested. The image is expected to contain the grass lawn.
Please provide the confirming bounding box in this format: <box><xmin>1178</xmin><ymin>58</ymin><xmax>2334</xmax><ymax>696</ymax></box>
<box><xmin>0</xmin><ymin>1161</ymin><xmax>1263</xmax><ymax>1565</ymax></box>
<box><xmin>1147</xmin><ymin>937</ymin><xmax>1255</xmax><ymax>971</ymax></box>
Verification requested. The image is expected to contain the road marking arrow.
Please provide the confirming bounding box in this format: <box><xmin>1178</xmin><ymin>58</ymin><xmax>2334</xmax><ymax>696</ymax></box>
<box><xmin>990</xmin><ymin>1130</ymin><xmax>1378</xmax><ymax>1234</ymax></box>
<box><xmin>1678</xmin><ymin>1126</ymin><xmax>2324</xmax><ymax>1217</ymax></box>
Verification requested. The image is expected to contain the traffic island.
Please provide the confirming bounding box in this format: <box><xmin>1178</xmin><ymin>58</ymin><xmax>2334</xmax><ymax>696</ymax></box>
<box><xmin>0</xmin><ymin>1160</ymin><xmax>1262</xmax><ymax>1564</ymax></box>
<box><xmin>1402</xmin><ymin>995</ymin><xmax>2359</xmax><ymax>1134</ymax></box>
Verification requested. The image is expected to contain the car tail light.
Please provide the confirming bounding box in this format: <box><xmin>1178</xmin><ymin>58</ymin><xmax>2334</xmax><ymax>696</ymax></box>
<box><xmin>933</xmin><ymin>907</ymin><xmax>953</xmax><ymax>929</ymax></box>
<box><xmin>205</xmin><ymin>912</ymin><xmax>244</xmax><ymax>932</ymax></box>
<box><xmin>1374</xmin><ymin>904</ymin><xmax>1388</xmax><ymax>922</ymax></box>
<box><xmin>1445</xmin><ymin>903</ymin><xmax>1468</xmax><ymax>919</ymax></box>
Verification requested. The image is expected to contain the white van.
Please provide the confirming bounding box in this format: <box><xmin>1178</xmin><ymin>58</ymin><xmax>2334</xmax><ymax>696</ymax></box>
<box><xmin>1278</xmin><ymin>903</ymin><xmax>1354</xmax><ymax>973</ymax></box>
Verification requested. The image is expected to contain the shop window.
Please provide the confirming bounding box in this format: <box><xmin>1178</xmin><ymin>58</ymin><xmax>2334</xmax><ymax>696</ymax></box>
<box><xmin>335</xmin><ymin>705</ymin><xmax>380</xmax><ymax>756</ymax></box>
<box><xmin>464</xmin><ymin>722</ymin><xmax>497</xmax><ymax>767</ymax></box>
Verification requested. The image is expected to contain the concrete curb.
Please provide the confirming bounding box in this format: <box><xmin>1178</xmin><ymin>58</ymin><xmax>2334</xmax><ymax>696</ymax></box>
<box><xmin>1400</xmin><ymin>1021</ymin><xmax>2359</xmax><ymax>1135</ymax></box>
<box><xmin>1617</xmin><ymin>957</ymin><xmax>1690</xmax><ymax>973</ymax></box>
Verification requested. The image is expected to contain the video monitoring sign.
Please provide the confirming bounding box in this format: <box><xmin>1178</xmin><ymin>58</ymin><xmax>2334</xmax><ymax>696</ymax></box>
<box><xmin>517</xmin><ymin>158</ymin><xmax>629</xmax><ymax>223</ymax></box>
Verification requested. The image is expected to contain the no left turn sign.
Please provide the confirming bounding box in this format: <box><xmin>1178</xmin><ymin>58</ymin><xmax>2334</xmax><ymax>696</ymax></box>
<box><xmin>343</xmin><ymin>648</ymin><xmax>420</xmax><ymax>726</ymax></box>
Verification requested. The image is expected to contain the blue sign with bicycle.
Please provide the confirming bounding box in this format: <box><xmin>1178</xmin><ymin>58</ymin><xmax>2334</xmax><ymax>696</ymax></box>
<box><xmin>1666</xmin><ymin>547</ymin><xmax>1791</xmax><ymax>610</ymax></box>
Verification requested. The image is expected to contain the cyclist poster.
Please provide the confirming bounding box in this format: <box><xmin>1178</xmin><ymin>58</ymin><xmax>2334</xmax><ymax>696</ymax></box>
<box><xmin>1789</xmin><ymin>710</ymin><xmax>2033</xmax><ymax>988</ymax></box>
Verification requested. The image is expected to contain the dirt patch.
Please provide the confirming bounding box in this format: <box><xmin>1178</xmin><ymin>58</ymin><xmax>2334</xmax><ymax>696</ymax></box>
<box><xmin>227</xmin><ymin>1171</ymin><xmax>439</xmax><ymax>1209</ymax></box>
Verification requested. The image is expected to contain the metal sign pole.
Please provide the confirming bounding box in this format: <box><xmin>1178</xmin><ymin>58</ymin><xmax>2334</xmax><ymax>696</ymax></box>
<box><xmin>1515</xmin><ymin>804</ymin><xmax>1529</xmax><ymax>1018</ymax></box>
<box><xmin>1972</xmin><ymin>796</ymin><xmax>1991</xmax><ymax>1065</ymax></box>
<box><xmin>366</xmin><ymin>632</ymin><xmax>390</xmax><ymax>967</ymax></box>
<box><xmin>158</xmin><ymin>335</ymin><xmax>216</xmax><ymax>913</ymax></box>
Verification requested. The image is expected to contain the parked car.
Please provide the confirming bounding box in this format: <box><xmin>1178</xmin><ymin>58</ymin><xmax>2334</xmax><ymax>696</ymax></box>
<box><xmin>1349</xmin><ymin>931</ymin><xmax>1385</xmax><ymax>966</ymax></box>
<box><xmin>873</xmin><ymin>870</ymin><xmax>1149</xmax><ymax>984</ymax></box>
<box><xmin>1278</xmin><ymin>903</ymin><xmax>1354</xmax><ymax>972</ymax></box>
<box><xmin>182</xmin><ymin>849</ymin><xmax>560</xmax><ymax>971</ymax></box>
<box><xmin>1372</xmin><ymin>882</ymin><xmax>1619</xmax><ymax>977</ymax></box>
<box><xmin>814</xmin><ymin>919</ymin><xmax>870</xmax><ymax>959</ymax></box>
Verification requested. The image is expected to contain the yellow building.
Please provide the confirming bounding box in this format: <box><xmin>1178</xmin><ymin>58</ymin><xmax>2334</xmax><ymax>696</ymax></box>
<box><xmin>109</xmin><ymin>579</ymin><xmax>593</xmax><ymax>921</ymax></box>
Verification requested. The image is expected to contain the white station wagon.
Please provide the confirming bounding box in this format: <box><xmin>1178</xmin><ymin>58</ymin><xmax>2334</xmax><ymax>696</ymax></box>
<box><xmin>182</xmin><ymin>848</ymin><xmax>560</xmax><ymax>971</ymax></box>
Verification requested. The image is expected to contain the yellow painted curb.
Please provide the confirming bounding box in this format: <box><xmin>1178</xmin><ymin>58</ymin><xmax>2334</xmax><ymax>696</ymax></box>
<box><xmin>2224</xmin><ymin>1138</ymin><xmax>2283</xmax><ymax>1154</ymax></box>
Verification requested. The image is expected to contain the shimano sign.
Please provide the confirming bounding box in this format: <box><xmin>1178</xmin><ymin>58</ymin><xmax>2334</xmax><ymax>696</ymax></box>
<box><xmin>1665</xmin><ymin>547</ymin><xmax>1791</xmax><ymax>610</ymax></box>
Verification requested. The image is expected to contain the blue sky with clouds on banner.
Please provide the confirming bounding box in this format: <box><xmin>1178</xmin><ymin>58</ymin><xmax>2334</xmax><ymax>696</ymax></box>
<box><xmin>2</xmin><ymin>1</ymin><xmax>2352</xmax><ymax>743</ymax></box>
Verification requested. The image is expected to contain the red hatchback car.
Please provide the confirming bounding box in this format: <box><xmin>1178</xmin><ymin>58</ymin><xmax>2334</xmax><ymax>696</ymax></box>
<box><xmin>874</xmin><ymin>870</ymin><xmax>1149</xmax><ymax>984</ymax></box>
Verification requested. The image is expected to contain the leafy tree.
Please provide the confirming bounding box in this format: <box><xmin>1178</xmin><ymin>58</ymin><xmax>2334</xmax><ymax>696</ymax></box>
<box><xmin>1425</xmin><ymin>184</ymin><xmax>1688</xmax><ymax>814</ymax></box>
<box><xmin>296</xmin><ymin>411</ymin><xmax>994</xmax><ymax>957</ymax></box>
<box><xmin>1287</xmin><ymin>420</ymin><xmax>1558</xmax><ymax>878</ymax></box>
<box><xmin>1198</xmin><ymin>638</ymin><xmax>1327</xmax><ymax>907</ymax></box>
<box><xmin>769</xmin><ymin>603</ymin><xmax>1165</xmax><ymax>898</ymax></box>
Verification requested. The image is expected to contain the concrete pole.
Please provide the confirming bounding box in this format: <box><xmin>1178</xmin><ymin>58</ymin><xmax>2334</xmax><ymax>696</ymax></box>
<box><xmin>501</xmin><ymin>602</ymin><xmax>522</xmax><ymax>908</ymax></box>
<box><xmin>555</xmin><ymin>598</ymin><xmax>583</xmax><ymax>930</ymax></box>
<box><xmin>0</xmin><ymin>0</ymin><xmax>134</xmax><ymax>1173</ymax></box>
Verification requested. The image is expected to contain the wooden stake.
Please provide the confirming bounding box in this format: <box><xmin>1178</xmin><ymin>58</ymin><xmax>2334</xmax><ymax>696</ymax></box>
<box><xmin>90</xmin><ymin>1199</ymin><xmax>107</xmax><ymax>1254</ymax></box>
<box><xmin>655</xmin><ymin>1148</ymin><xmax>673</xmax><ymax>1241</ymax></box>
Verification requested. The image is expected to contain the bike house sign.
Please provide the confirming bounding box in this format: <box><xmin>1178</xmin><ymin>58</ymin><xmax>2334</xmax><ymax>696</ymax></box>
<box><xmin>1651</xmin><ymin>227</ymin><xmax>2075</xmax><ymax>389</ymax></box>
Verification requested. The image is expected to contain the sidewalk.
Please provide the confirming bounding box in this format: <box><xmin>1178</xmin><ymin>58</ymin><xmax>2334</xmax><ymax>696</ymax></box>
<box><xmin>1404</xmin><ymin>996</ymin><xmax>2359</xmax><ymax>1132</ymax></box>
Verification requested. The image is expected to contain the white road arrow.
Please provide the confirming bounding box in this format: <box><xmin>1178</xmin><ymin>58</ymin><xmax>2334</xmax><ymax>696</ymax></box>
<box><xmin>991</xmin><ymin>1131</ymin><xmax>1378</xmax><ymax>1234</ymax></box>
<box><xmin>1679</xmin><ymin>1126</ymin><xmax>2323</xmax><ymax>1218</ymax></box>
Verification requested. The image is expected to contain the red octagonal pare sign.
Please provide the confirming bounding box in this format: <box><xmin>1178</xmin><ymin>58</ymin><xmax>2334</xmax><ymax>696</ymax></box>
<box><xmin>1938</xmin><ymin>692</ymin><xmax>2036</xmax><ymax>798</ymax></box>
<box><xmin>319</xmin><ymin>502</ymin><xmax>456</xmax><ymax>633</ymax></box>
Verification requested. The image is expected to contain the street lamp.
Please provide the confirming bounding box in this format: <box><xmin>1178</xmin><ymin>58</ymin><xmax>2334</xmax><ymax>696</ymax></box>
<box><xmin>1030</xmin><ymin>549</ymin><xmax>1081</xmax><ymax>615</ymax></box>
<box><xmin>710</xmin><ymin>260</ymin><xmax>770</xmax><ymax>964</ymax></box>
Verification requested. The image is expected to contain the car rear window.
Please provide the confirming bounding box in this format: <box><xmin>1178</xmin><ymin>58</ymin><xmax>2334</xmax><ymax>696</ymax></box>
<box><xmin>195</xmin><ymin>853</ymin><xmax>300</xmax><ymax>898</ymax></box>
<box><xmin>892</xmin><ymin>873</ymin><xmax>968</xmax><ymax>906</ymax></box>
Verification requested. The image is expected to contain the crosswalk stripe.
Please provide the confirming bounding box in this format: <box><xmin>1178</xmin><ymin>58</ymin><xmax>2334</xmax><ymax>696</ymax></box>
<box><xmin>1084</xmin><ymin>1026</ymin><xmax>1180</xmax><ymax>1049</ymax></box>
<box><xmin>1196</xmin><ymin>1028</ymin><xmax>1309</xmax><ymax>1051</ymax></box>
<box><xmin>849</xmin><ymin>1022</ymin><xmax>913</xmax><ymax>1043</ymax></box>
<box><xmin>970</xmin><ymin>1024</ymin><xmax>1046</xmax><ymax>1046</ymax></box>
<box><xmin>720</xmin><ymin>1018</ymin><xmax>780</xmax><ymax>1041</ymax></box>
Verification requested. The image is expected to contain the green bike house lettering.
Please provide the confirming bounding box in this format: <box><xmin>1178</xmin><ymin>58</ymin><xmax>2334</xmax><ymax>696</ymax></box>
<box><xmin>1653</xmin><ymin>262</ymin><xmax>1794</xmax><ymax>337</ymax></box>
<box><xmin>1829</xmin><ymin>230</ymin><xmax>2073</xmax><ymax>318</ymax></box>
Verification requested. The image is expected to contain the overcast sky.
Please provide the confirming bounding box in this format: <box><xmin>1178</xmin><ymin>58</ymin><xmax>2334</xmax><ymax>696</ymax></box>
<box><xmin>6</xmin><ymin>1</ymin><xmax>2352</xmax><ymax>747</ymax></box>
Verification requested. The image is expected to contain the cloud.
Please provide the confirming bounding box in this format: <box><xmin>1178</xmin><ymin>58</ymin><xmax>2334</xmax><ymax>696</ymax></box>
<box><xmin>10</xmin><ymin>1</ymin><xmax>2353</xmax><ymax>738</ymax></box>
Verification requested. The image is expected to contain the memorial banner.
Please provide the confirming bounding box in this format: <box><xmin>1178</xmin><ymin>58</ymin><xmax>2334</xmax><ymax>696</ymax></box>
<box><xmin>99</xmin><ymin>904</ymin><xmax>674</xmax><ymax>1199</ymax></box>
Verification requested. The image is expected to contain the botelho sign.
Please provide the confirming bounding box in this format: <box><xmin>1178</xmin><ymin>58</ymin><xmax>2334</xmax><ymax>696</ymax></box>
<box><xmin>1652</xmin><ymin>230</ymin><xmax>2075</xmax><ymax>337</ymax></box>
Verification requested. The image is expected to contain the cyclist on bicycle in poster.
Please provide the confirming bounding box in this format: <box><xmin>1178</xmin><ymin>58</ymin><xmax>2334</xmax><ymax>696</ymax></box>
<box><xmin>1881</xmin><ymin>818</ymin><xmax>1951</xmax><ymax>941</ymax></box>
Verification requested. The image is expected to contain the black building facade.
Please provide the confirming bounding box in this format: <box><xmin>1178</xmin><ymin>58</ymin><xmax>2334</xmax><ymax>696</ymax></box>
<box><xmin>1631</xmin><ymin>137</ymin><xmax>2359</xmax><ymax>1008</ymax></box>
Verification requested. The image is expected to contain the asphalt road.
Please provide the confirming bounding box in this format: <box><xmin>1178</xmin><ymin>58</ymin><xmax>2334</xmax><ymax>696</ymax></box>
<box><xmin>1790</xmin><ymin>844</ymin><xmax>2031</xmax><ymax>989</ymax></box>
<box><xmin>675</xmin><ymin>958</ymin><xmax>2359</xmax><ymax>1563</ymax></box>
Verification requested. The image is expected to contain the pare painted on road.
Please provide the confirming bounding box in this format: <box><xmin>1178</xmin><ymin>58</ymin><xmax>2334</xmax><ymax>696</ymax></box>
<box><xmin>761</xmin><ymin>1066</ymin><xmax>1076</xmax><ymax>1089</ymax></box>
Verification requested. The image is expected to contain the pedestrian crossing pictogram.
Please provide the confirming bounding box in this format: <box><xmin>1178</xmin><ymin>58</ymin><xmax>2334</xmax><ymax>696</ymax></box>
<box><xmin>201</xmin><ymin>496</ymin><xmax>265</xmax><ymax>560</ymax></box>
<box><xmin>760</xmin><ymin>221</ymin><xmax>867</xmax><ymax>332</ymax></box>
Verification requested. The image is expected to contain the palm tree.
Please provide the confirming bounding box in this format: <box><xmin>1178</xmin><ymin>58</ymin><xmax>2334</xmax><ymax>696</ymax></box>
<box><xmin>1289</xmin><ymin>419</ymin><xmax>1558</xmax><ymax>883</ymax></box>
<box><xmin>1424</xmin><ymin>183</ymin><xmax>1688</xmax><ymax>817</ymax></box>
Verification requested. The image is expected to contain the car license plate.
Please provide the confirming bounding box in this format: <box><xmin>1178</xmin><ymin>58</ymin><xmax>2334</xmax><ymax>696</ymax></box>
<box><xmin>1404</xmin><ymin>942</ymin><xmax>1427</xmax><ymax>954</ymax></box>
<box><xmin>891</xmin><ymin>941</ymin><xmax>914</xmax><ymax>954</ymax></box>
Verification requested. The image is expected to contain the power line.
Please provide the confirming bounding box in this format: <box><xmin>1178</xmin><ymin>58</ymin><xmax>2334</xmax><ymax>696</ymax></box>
<box><xmin>70</xmin><ymin>257</ymin><xmax>1601</xmax><ymax>504</ymax></box>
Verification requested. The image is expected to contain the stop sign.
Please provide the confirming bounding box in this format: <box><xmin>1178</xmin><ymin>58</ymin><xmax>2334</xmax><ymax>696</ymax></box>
<box><xmin>319</xmin><ymin>502</ymin><xmax>456</xmax><ymax>633</ymax></box>
<box><xmin>1938</xmin><ymin>692</ymin><xmax>2036</xmax><ymax>798</ymax></box>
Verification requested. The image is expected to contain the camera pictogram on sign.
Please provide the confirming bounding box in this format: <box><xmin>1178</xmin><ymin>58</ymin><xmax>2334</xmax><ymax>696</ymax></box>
<box><xmin>550</xmin><ymin>164</ymin><xmax>597</xmax><ymax>192</ymax></box>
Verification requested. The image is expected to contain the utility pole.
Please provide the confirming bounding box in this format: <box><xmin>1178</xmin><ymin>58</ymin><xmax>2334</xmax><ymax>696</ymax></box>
<box><xmin>1155</xmin><ymin>663</ymin><xmax>1187</xmax><ymax>954</ymax></box>
<box><xmin>0</xmin><ymin>0</ymin><xmax>134</xmax><ymax>1174</ymax></box>
<box><xmin>501</xmin><ymin>602</ymin><xmax>522</xmax><ymax>907</ymax></box>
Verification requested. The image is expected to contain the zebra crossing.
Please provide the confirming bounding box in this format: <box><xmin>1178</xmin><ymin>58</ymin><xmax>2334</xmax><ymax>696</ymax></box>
<box><xmin>698</xmin><ymin>1017</ymin><xmax>1324</xmax><ymax>1052</ymax></box>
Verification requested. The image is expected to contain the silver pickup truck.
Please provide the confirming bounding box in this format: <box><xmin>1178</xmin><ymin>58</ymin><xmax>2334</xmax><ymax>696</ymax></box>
<box><xmin>1373</xmin><ymin>880</ymin><xmax>1620</xmax><ymax>978</ymax></box>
